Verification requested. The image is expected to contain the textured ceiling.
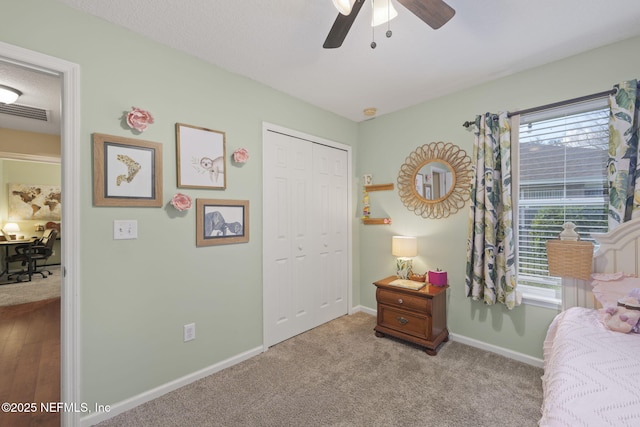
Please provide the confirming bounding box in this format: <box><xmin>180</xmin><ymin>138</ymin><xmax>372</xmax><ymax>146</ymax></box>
<box><xmin>3</xmin><ymin>0</ymin><xmax>640</xmax><ymax>133</ymax></box>
<box><xmin>54</xmin><ymin>0</ymin><xmax>640</xmax><ymax>122</ymax></box>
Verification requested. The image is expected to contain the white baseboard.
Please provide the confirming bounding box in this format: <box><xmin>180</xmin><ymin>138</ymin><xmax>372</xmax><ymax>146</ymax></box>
<box><xmin>80</xmin><ymin>345</ymin><xmax>263</xmax><ymax>427</ymax></box>
<box><xmin>351</xmin><ymin>305</ymin><xmax>376</xmax><ymax>316</ymax></box>
<box><xmin>450</xmin><ymin>333</ymin><xmax>544</xmax><ymax>368</ymax></box>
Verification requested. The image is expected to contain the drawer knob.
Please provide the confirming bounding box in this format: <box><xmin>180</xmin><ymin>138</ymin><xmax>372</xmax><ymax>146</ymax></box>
<box><xmin>397</xmin><ymin>298</ymin><xmax>403</xmax><ymax>304</ymax></box>
<box><xmin>397</xmin><ymin>317</ymin><xmax>408</xmax><ymax>325</ymax></box>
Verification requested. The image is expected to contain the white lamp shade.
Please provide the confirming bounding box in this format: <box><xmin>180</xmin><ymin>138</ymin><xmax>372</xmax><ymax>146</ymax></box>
<box><xmin>0</xmin><ymin>85</ymin><xmax>22</xmax><ymax>104</ymax></box>
<box><xmin>392</xmin><ymin>236</ymin><xmax>417</xmax><ymax>258</ymax></box>
<box><xmin>332</xmin><ymin>0</ymin><xmax>356</xmax><ymax>15</ymax></box>
<box><xmin>371</xmin><ymin>0</ymin><xmax>398</xmax><ymax>27</ymax></box>
<box><xmin>4</xmin><ymin>222</ymin><xmax>20</xmax><ymax>233</ymax></box>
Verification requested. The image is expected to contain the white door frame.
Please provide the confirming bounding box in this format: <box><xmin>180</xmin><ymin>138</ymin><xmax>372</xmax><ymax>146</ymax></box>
<box><xmin>262</xmin><ymin>122</ymin><xmax>353</xmax><ymax>352</ymax></box>
<box><xmin>0</xmin><ymin>42</ymin><xmax>81</xmax><ymax>427</ymax></box>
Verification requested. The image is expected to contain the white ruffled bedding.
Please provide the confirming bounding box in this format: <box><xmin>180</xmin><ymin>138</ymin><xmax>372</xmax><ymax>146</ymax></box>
<box><xmin>540</xmin><ymin>307</ymin><xmax>640</xmax><ymax>426</ymax></box>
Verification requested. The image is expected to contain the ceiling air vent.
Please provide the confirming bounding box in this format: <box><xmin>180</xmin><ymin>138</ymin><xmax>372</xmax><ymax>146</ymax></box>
<box><xmin>0</xmin><ymin>103</ymin><xmax>49</xmax><ymax>121</ymax></box>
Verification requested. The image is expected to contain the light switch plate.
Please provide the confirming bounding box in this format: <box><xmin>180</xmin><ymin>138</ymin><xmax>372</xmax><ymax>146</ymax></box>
<box><xmin>113</xmin><ymin>220</ymin><xmax>138</xmax><ymax>240</ymax></box>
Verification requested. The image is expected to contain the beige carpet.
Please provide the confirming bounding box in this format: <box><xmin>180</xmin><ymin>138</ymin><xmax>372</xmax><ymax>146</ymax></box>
<box><xmin>97</xmin><ymin>312</ymin><xmax>543</xmax><ymax>427</ymax></box>
<box><xmin>0</xmin><ymin>266</ymin><xmax>61</xmax><ymax>307</ymax></box>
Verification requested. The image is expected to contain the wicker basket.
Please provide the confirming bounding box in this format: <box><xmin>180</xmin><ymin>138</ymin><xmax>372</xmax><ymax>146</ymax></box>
<box><xmin>546</xmin><ymin>239</ymin><xmax>594</xmax><ymax>281</ymax></box>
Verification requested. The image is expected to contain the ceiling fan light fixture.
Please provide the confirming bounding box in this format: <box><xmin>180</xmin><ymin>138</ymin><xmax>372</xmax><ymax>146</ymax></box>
<box><xmin>371</xmin><ymin>0</ymin><xmax>398</xmax><ymax>27</ymax></box>
<box><xmin>0</xmin><ymin>84</ymin><xmax>22</xmax><ymax>104</ymax></box>
<box><xmin>332</xmin><ymin>0</ymin><xmax>356</xmax><ymax>16</ymax></box>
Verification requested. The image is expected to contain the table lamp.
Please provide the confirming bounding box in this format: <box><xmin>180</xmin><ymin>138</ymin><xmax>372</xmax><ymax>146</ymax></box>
<box><xmin>392</xmin><ymin>236</ymin><xmax>417</xmax><ymax>279</ymax></box>
<box><xmin>3</xmin><ymin>222</ymin><xmax>20</xmax><ymax>240</ymax></box>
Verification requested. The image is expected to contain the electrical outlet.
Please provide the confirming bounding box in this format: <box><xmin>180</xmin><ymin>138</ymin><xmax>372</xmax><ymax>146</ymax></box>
<box><xmin>113</xmin><ymin>220</ymin><xmax>138</xmax><ymax>240</ymax></box>
<box><xmin>183</xmin><ymin>323</ymin><xmax>196</xmax><ymax>342</ymax></box>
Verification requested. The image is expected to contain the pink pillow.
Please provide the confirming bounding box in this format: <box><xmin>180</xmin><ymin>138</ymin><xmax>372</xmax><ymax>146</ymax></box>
<box><xmin>591</xmin><ymin>274</ymin><xmax>640</xmax><ymax>308</ymax></box>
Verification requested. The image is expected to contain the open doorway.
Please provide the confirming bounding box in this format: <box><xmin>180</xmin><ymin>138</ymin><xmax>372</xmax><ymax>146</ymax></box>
<box><xmin>0</xmin><ymin>42</ymin><xmax>80</xmax><ymax>427</ymax></box>
<box><xmin>0</xmin><ymin>57</ymin><xmax>62</xmax><ymax>427</ymax></box>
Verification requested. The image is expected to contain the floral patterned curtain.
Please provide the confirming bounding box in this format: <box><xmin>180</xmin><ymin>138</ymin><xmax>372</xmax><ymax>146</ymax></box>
<box><xmin>608</xmin><ymin>80</ymin><xmax>640</xmax><ymax>228</ymax></box>
<box><xmin>465</xmin><ymin>112</ymin><xmax>520</xmax><ymax>309</ymax></box>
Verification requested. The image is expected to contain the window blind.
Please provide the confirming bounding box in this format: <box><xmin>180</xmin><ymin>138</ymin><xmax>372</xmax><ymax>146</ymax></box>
<box><xmin>517</xmin><ymin>101</ymin><xmax>609</xmax><ymax>288</ymax></box>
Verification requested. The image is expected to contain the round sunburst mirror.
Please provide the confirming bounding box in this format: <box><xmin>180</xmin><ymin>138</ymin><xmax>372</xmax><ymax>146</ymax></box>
<box><xmin>397</xmin><ymin>142</ymin><xmax>472</xmax><ymax>219</ymax></box>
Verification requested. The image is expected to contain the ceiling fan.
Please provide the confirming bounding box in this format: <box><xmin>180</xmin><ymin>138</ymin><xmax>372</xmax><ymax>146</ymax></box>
<box><xmin>323</xmin><ymin>0</ymin><xmax>455</xmax><ymax>49</ymax></box>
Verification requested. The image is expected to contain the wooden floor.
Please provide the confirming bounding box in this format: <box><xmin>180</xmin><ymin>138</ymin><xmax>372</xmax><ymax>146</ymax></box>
<box><xmin>0</xmin><ymin>298</ymin><xmax>61</xmax><ymax>427</ymax></box>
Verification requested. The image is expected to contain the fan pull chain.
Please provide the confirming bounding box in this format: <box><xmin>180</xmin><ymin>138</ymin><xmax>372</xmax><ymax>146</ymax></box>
<box><xmin>371</xmin><ymin>0</ymin><xmax>377</xmax><ymax>48</ymax></box>
<box><xmin>386</xmin><ymin>0</ymin><xmax>392</xmax><ymax>38</ymax></box>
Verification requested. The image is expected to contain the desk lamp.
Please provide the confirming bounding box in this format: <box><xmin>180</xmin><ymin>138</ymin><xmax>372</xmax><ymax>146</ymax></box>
<box><xmin>392</xmin><ymin>236</ymin><xmax>417</xmax><ymax>279</ymax></box>
<box><xmin>4</xmin><ymin>222</ymin><xmax>20</xmax><ymax>240</ymax></box>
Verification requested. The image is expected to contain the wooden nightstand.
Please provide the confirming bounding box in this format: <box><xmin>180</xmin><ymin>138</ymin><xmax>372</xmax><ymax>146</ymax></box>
<box><xmin>373</xmin><ymin>276</ymin><xmax>449</xmax><ymax>355</ymax></box>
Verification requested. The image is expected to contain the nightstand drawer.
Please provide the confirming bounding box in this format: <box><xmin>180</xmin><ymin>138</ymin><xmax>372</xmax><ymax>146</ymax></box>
<box><xmin>378</xmin><ymin>305</ymin><xmax>430</xmax><ymax>340</ymax></box>
<box><xmin>377</xmin><ymin>288</ymin><xmax>429</xmax><ymax>313</ymax></box>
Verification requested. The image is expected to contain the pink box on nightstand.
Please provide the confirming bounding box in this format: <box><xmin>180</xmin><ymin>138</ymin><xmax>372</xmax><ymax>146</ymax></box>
<box><xmin>428</xmin><ymin>270</ymin><xmax>448</xmax><ymax>287</ymax></box>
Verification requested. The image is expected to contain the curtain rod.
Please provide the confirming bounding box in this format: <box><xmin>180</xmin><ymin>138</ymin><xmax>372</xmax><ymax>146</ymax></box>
<box><xmin>461</xmin><ymin>88</ymin><xmax>617</xmax><ymax>128</ymax></box>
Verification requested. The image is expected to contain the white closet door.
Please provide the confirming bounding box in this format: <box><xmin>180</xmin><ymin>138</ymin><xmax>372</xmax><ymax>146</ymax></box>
<box><xmin>313</xmin><ymin>143</ymin><xmax>349</xmax><ymax>325</ymax></box>
<box><xmin>263</xmin><ymin>127</ymin><xmax>349</xmax><ymax>348</ymax></box>
<box><xmin>263</xmin><ymin>130</ymin><xmax>315</xmax><ymax>347</ymax></box>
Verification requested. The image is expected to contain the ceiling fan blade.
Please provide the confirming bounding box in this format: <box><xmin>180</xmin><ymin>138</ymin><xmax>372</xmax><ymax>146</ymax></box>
<box><xmin>323</xmin><ymin>0</ymin><xmax>366</xmax><ymax>49</ymax></box>
<box><xmin>397</xmin><ymin>0</ymin><xmax>455</xmax><ymax>29</ymax></box>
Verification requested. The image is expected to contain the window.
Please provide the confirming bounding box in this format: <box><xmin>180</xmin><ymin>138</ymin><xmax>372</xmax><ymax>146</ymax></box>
<box><xmin>514</xmin><ymin>99</ymin><xmax>609</xmax><ymax>306</ymax></box>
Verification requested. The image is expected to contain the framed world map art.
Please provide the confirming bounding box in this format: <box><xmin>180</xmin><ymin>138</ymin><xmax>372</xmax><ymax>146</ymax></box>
<box><xmin>9</xmin><ymin>183</ymin><xmax>61</xmax><ymax>220</ymax></box>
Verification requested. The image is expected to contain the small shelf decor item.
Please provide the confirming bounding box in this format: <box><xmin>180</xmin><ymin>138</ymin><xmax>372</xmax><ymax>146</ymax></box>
<box><xmin>170</xmin><ymin>193</ymin><xmax>192</xmax><ymax>211</ymax></box>
<box><xmin>362</xmin><ymin>189</ymin><xmax>370</xmax><ymax>218</ymax></box>
<box><xmin>196</xmin><ymin>198</ymin><xmax>249</xmax><ymax>246</ymax></box>
<box><xmin>232</xmin><ymin>148</ymin><xmax>249</xmax><ymax>164</ymax></box>
<box><xmin>125</xmin><ymin>106</ymin><xmax>154</xmax><ymax>132</ymax></box>
<box><xmin>176</xmin><ymin>123</ymin><xmax>226</xmax><ymax>189</ymax></box>
<box><xmin>93</xmin><ymin>133</ymin><xmax>163</xmax><ymax>207</ymax></box>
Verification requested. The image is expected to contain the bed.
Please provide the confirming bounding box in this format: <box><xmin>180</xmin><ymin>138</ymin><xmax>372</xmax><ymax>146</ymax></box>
<box><xmin>539</xmin><ymin>218</ymin><xmax>640</xmax><ymax>427</ymax></box>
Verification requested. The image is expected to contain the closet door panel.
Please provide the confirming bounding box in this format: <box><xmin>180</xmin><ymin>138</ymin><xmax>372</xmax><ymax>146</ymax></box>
<box><xmin>313</xmin><ymin>143</ymin><xmax>349</xmax><ymax>324</ymax></box>
<box><xmin>263</xmin><ymin>131</ymin><xmax>313</xmax><ymax>346</ymax></box>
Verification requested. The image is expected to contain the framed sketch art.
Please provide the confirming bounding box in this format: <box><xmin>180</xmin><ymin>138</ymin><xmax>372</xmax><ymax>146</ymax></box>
<box><xmin>93</xmin><ymin>133</ymin><xmax>163</xmax><ymax>207</ymax></box>
<box><xmin>176</xmin><ymin>123</ymin><xmax>226</xmax><ymax>189</ymax></box>
<box><xmin>196</xmin><ymin>198</ymin><xmax>249</xmax><ymax>246</ymax></box>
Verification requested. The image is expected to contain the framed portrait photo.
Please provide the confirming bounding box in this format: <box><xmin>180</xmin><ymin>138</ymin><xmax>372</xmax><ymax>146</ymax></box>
<box><xmin>93</xmin><ymin>133</ymin><xmax>163</xmax><ymax>207</ymax></box>
<box><xmin>176</xmin><ymin>123</ymin><xmax>226</xmax><ymax>189</ymax></box>
<box><xmin>196</xmin><ymin>199</ymin><xmax>249</xmax><ymax>246</ymax></box>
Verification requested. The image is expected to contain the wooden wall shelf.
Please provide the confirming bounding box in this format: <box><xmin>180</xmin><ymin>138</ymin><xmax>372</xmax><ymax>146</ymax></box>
<box><xmin>365</xmin><ymin>183</ymin><xmax>394</xmax><ymax>192</ymax></box>
<box><xmin>363</xmin><ymin>218</ymin><xmax>392</xmax><ymax>225</ymax></box>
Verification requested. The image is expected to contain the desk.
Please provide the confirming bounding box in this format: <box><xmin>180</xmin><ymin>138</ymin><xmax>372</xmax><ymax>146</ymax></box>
<box><xmin>0</xmin><ymin>238</ymin><xmax>35</xmax><ymax>280</ymax></box>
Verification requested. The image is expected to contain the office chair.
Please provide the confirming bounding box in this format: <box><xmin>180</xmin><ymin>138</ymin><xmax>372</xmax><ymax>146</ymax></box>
<box><xmin>7</xmin><ymin>229</ymin><xmax>58</xmax><ymax>282</ymax></box>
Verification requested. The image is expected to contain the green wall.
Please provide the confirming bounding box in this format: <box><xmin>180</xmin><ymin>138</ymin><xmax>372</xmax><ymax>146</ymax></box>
<box><xmin>1</xmin><ymin>0</ymin><xmax>359</xmax><ymax>408</ymax></box>
<box><xmin>3</xmin><ymin>0</ymin><xmax>640</xmax><ymax>414</ymax></box>
<box><xmin>358</xmin><ymin>35</ymin><xmax>640</xmax><ymax>358</ymax></box>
